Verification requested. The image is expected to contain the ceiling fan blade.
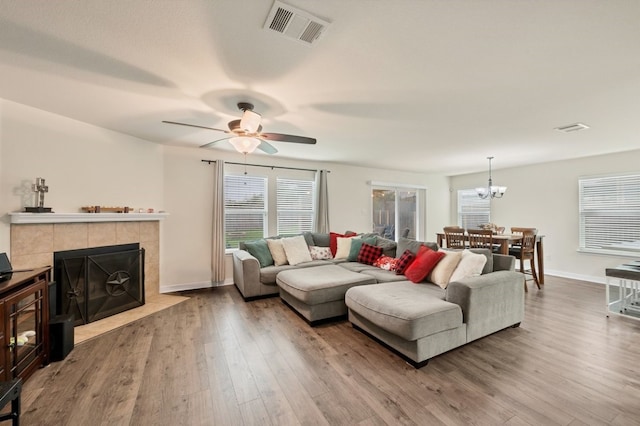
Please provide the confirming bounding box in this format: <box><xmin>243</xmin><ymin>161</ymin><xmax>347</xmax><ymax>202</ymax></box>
<box><xmin>200</xmin><ymin>136</ymin><xmax>232</xmax><ymax>149</ymax></box>
<box><xmin>259</xmin><ymin>133</ymin><xmax>317</xmax><ymax>144</ymax></box>
<box><xmin>163</xmin><ymin>120</ymin><xmax>229</xmax><ymax>133</ymax></box>
<box><xmin>257</xmin><ymin>140</ymin><xmax>278</xmax><ymax>155</ymax></box>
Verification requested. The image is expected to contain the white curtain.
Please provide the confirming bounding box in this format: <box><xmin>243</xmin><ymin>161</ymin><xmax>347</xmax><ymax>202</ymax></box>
<box><xmin>211</xmin><ymin>160</ymin><xmax>226</xmax><ymax>285</ymax></box>
<box><xmin>314</xmin><ymin>169</ymin><xmax>330</xmax><ymax>233</ymax></box>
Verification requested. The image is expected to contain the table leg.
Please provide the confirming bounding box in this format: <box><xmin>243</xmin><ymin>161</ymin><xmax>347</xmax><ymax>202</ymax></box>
<box><xmin>536</xmin><ymin>239</ymin><xmax>545</xmax><ymax>285</ymax></box>
<box><xmin>437</xmin><ymin>234</ymin><xmax>444</xmax><ymax>248</ymax></box>
<box><xmin>500</xmin><ymin>240</ymin><xmax>508</xmax><ymax>255</ymax></box>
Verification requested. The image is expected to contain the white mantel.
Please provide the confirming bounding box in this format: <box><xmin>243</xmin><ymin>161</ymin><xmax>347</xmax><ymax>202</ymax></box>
<box><xmin>9</xmin><ymin>212</ymin><xmax>169</xmax><ymax>224</ymax></box>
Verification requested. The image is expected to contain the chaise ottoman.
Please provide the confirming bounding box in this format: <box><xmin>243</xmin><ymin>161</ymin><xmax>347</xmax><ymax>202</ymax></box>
<box><xmin>276</xmin><ymin>265</ymin><xmax>377</xmax><ymax>325</ymax></box>
<box><xmin>345</xmin><ymin>282</ymin><xmax>467</xmax><ymax>367</ymax></box>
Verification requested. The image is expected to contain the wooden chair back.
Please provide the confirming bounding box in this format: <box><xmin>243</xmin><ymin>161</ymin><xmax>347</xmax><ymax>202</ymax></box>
<box><xmin>443</xmin><ymin>226</ymin><xmax>466</xmax><ymax>249</ymax></box>
<box><xmin>467</xmin><ymin>229</ymin><xmax>494</xmax><ymax>249</ymax></box>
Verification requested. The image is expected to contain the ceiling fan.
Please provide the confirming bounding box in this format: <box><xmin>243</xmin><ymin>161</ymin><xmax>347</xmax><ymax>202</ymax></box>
<box><xmin>163</xmin><ymin>102</ymin><xmax>317</xmax><ymax>155</ymax></box>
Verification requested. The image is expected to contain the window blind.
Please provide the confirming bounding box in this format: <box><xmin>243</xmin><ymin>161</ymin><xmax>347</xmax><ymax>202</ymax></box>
<box><xmin>458</xmin><ymin>189</ymin><xmax>490</xmax><ymax>229</ymax></box>
<box><xmin>224</xmin><ymin>175</ymin><xmax>267</xmax><ymax>248</ymax></box>
<box><xmin>277</xmin><ymin>178</ymin><xmax>315</xmax><ymax>236</ymax></box>
<box><xmin>579</xmin><ymin>174</ymin><xmax>640</xmax><ymax>251</ymax></box>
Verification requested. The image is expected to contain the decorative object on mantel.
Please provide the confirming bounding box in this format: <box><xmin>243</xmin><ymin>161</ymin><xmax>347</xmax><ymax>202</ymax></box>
<box><xmin>476</xmin><ymin>156</ymin><xmax>507</xmax><ymax>199</ymax></box>
<box><xmin>25</xmin><ymin>177</ymin><xmax>53</xmax><ymax>213</ymax></box>
<box><xmin>82</xmin><ymin>206</ymin><xmax>131</xmax><ymax>213</ymax></box>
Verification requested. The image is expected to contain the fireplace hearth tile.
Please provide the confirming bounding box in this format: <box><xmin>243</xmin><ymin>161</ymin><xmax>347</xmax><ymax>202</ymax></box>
<box><xmin>74</xmin><ymin>293</ymin><xmax>188</xmax><ymax>344</ymax></box>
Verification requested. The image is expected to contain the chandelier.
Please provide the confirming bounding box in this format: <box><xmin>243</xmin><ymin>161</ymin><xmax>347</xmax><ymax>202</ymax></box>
<box><xmin>476</xmin><ymin>156</ymin><xmax>507</xmax><ymax>199</ymax></box>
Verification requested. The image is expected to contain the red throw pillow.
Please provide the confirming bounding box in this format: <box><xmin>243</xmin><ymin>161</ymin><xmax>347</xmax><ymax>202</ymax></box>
<box><xmin>357</xmin><ymin>243</ymin><xmax>383</xmax><ymax>265</ymax></box>
<box><xmin>329</xmin><ymin>232</ymin><xmax>346</xmax><ymax>257</ymax></box>
<box><xmin>395</xmin><ymin>249</ymin><xmax>417</xmax><ymax>275</ymax></box>
<box><xmin>404</xmin><ymin>246</ymin><xmax>446</xmax><ymax>283</ymax></box>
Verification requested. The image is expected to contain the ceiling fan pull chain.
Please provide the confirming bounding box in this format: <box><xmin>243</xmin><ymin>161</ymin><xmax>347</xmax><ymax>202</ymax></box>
<box><xmin>244</xmin><ymin>153</ymin><xmax>248</xmax><ymax>176</ymax></box>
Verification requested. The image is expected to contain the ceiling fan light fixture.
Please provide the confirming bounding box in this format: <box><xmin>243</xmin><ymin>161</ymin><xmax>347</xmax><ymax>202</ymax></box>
<box><xmin>240</xmin><ymin>109</ymin><xmax>261</xmax><ymax>133</ymax></box>
<box><xmin>229</xmin><ymin>137</ymin><xmax>261</xmax><ymax>154</ymax></box>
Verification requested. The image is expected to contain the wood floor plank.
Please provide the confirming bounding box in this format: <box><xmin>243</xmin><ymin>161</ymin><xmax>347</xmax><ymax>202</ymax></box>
<box><xmin>18</xmin><ymin>276</ymin><xmax>640</xmax><ymax>425</ymax></box>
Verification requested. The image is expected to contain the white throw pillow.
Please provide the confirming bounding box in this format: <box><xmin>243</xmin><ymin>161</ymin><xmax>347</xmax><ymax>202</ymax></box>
<box><xmin>309</xmin><ymin>245</ymin><xmax>333</xmax><ymax>260</ymax></box>
<box><xmin>267</xmin><ymin>239</ymin><xmax>288</xmax><ymax>266</ymax></box>
<box><xmin>428</xmin><ymin>249</ymin><xmax>463</xmax><ymax>289</ymax></box>
<box><xmin>335</xmin><ymin>236</ymin><xmax>356</xmax><ymax>260</ymax></box>
<box><xmin>282</xmin><ymin>235</ymin><xmax>313</xmax><ymax>266</ymax></box>
<box><xmin>449</xmin><ymin>249</ymin><xmax>488</xmax><ymax>282</ymax></box>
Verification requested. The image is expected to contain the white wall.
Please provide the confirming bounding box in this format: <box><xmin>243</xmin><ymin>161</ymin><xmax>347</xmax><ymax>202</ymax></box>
<box><xmin>0</xmin><ymin>99</ymin><xmax>164</xmax><ymax>254</ymax></box>
<box><xmin>0</xmin><ymin>99</ymin><xmax>451</xmax><ymax>293</ymax></box>
<box><xmin>161</xmin><ymin>145</ymin><xmax>451</xmax><ymax>292</ymax></box>
<box><xmin>450</xmin><ymin>151</ymin><xmax>640</xmax><ymax>283</ymax></box>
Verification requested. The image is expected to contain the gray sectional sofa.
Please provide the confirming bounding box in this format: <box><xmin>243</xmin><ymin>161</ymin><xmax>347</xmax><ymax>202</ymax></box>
<box><xmin>232</xmin><ymin>233</ymin><xmax>525</xmax><ymax>367</ymax></box>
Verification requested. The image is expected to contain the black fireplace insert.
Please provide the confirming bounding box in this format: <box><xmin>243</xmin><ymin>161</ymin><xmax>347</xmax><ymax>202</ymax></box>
<box><xmin>53</xmin><ymin>244</ymin><xmax>145</xmax><ymax>326</ymax></box>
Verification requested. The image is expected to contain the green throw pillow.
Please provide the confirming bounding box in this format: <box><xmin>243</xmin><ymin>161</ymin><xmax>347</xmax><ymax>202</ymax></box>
<box><xmin>348</xmin><ymin>237</ymin><xmax>376</xmax><ymax>261</ymax></box>
<box><xmin>244</xmin><ymin>239</ymin><xmax>274</xmax><ymax>268</ymax></box>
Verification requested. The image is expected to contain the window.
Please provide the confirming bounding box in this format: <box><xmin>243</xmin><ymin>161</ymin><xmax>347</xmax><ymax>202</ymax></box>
<box><xmin>579</xmin><ymin>173</ymin><xmax>640</xmax><ymax>254</ymax></box>
<box><xmin>277</xmin><ymin>178</ymin><xmax>315</xmax><ymax>236</ymax></box>
<box><xmin>372</xmin><ymin>187</ymin><xmax>418</xmax><ymax>240</ymax></box>
<box><xmin>224</xmin><ymin>175</ymin><xmax>267</xmax><ymax>249</ymax></box>
<box><xmin>457</xmin><ymin>189</ymin><xmax>490</xmax><ymax>229</ymax></box>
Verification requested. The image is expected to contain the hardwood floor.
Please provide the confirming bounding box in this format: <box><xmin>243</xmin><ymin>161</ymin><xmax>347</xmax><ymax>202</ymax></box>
<box><xmin>21</xmin><ymin>276</ymin><xmax>640</xmax><ymax>425</ymax></box>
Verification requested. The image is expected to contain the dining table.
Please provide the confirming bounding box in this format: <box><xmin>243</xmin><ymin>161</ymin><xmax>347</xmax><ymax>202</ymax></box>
<box><xmin>436</xmin><ymin>232</ymin><xmax>545</xmax><ymax>284</ymax></box>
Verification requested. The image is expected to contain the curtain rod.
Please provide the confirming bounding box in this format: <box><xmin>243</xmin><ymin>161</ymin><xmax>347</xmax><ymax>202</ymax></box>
<box><xmin>201</xmin><ymin>159</ymin><xmax>330</xmax><ymax>173</ymax></box>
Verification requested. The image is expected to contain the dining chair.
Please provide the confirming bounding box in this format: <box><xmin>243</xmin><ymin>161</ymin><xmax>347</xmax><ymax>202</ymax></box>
<box><xmin>509</xmin><ymin>228</ymin><xmax>540</xmax><ymax>292</ymax></box>
<box><xmin>443</xmin><ymin>226</ymin><xmax>466</xmax><ymax>249</ymax></box>
<box><xmin>467</xmin><ymin>229</ymin><xmax>494</xmax><ymax>249</ymax></box>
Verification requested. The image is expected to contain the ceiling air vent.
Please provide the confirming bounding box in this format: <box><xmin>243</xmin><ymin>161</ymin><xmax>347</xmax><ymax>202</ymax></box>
<box><xmin>264</xmin><ymin>1</ymin><xmax>330</xmax><ymax>45</ymax></box>
<box><xmin>554</xmin><ymin>123</ymin><xmax>590</xmax><ymax>133</ymax></box>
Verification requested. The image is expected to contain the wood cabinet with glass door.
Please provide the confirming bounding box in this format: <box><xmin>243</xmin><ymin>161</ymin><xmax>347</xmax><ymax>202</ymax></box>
<box><xmin>0</xmin><ymin>267</ymin><xmax>50</xmax><ymax>382</ymax></box>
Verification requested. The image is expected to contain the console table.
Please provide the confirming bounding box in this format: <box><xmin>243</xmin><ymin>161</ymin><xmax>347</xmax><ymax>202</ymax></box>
<box><xmin>605</xmin><ymin>263</ymin><xmax>640</xmax><ymax>320</ymax></box>
<box><xmin>0</xmin><ymin>267</ymin><xmax>50</xmax><ymax>382</ymax></box>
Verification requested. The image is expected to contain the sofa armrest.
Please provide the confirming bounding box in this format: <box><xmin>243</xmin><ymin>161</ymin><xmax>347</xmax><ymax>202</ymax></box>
<box><xmin>232</xmin><ymin>250</ymin><xmax>261</xmax><ymax>299</ymax></box>
<box><xmin>492</xmin><ymin>253</ymin><xmax>515</xmax><ymax>271</ymax></box>
<box><xmin>446</xmin><ymin>270</ymin><xmax>524</xmax><ymax>342</ymax></box>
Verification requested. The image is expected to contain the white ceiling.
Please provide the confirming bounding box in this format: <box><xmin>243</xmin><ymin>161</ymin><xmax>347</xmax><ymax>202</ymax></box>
<box><xmin>1</xmin><ymin>0</ymin><xmax>639</xmax><ymax>175</ymax></box>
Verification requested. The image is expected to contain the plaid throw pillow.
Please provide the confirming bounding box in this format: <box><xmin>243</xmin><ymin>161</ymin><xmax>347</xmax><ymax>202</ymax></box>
<box><xmin>395</xmin><ymin>249</ymin><xmax>417</xmax><ymax>275</ymax></box>
<box><xmin>357</xmin><ymin>243</ymin><xmax>383</xmax><ymax>265</ymax></box>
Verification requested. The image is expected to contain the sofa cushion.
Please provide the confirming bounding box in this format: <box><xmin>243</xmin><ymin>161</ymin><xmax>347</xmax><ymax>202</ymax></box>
<box><xmin>404</xmin><ymin>246</ymin><xmax>445</xmax><ymax>283</ymax></box>
<box><xmin>374</xmin><ymin>236</ymin><xmax>397</xmax><ymax>257</ymax></box>
<box><xmin>469</xmin><ymin>248</ymin><xmax>494</xmax><ymax>274</ymax></box>
<box><xmin>348</xmin><ymin>236</ymin><xmax>377</xmax><ymax>261</ymax></box>
<box><xmin>449</xmin><ymin>249</ymin><xmax>487</xmax><ymax>282</ymax></box>
<box><xmin>359</xmin><ymin>268</ymin><xmax>408</xmax><ymax>283</ymax></box>
<box><xmin>310</xmin><ymin>232</ymin><xmax>330</xmax><ymax>247</ymax></box>
<box><xmin>282</xmin><ymin>235</ymin><xmax>312</xmax><ymax>266</ymax></box>
<box><xmin>330</xmin><ymin>232</ymin><xmax>352</xmax><ymax>257</ymax></box>
<box><xmin>267</xmin><ymin>238</ymin><xmax>288</xmax><ymax>266</ymax></box>
<box><xmin>395</xmin><ymin>249</ymin><xmax>416</xmax><ymax>275</ymax></box>
<box><xmin>260</xmin><ymin>260</ymin><xmax>331</xmax><ymax>284</ymax></box>
<box><xmin>243</xmin><ymin>239</ymin><xmax>274</xmax><ymax>268</ymax></box>
<box><xmin>345</xmin><ymin>282</ymin><xmax>460</xmax><ymax>341</ymax></box>
<box><xmin>357</xmin><ymin>243</ymin><xmax>384</xmax><ymax>265</ymax></box>
<box><xmin>309</xmin><ymin>246</ymin><xmax>333</xmax><ymax>260</ymax></box>
<box><xmin>373</xmin><ymin>255</ymin><xmax>399</xmax><ymax>271</ymax></box>
<box><xmin>335</xmin><ymin>236</ymin><xmax>356</xmax><ymax>259</ymax></box>
<box><xmin>428</xmin><ymin>249</ymin><xmax>463</xmax><ymax>289</ymax></box>
<box><xmin>397</xmin><ymin>237</ymin><xmax>438</xmax><ymax>256</ymax></box>
<box><xmin>277</xmin><ymin>265</ymin><xmax>377</xmax><ymax>305</ymax></box>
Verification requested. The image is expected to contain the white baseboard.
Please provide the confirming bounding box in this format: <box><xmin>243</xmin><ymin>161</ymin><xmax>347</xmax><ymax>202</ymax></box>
<box><xmin>160</xmin><ymin>277</ymin><xmax>234</xmax><ymax>294</ymax></box>
<box><xmin>543</xmin><ymin>269</ymin><xmax>606</xmax><ymax>285</ymax></box>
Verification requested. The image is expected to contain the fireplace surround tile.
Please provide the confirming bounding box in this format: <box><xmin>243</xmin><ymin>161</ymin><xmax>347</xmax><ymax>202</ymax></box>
<box><xmin>88</xmin><ymin>222</ymin><xmax>117</xmax><ymax>247</ymax></box>
<box><xmin>116</xmin><ymin>222</ymin><xmax>140</xmax><ymax>244</ymax></box>
<box><xmin>11</xmin><ymin>223</ymin><xmax>53</xmax><ymax>256</ymax></box>
<box><xmin>54</xmin><ymin>223</ymin><xmax>88</xmax><ymax>251</ymax></box>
